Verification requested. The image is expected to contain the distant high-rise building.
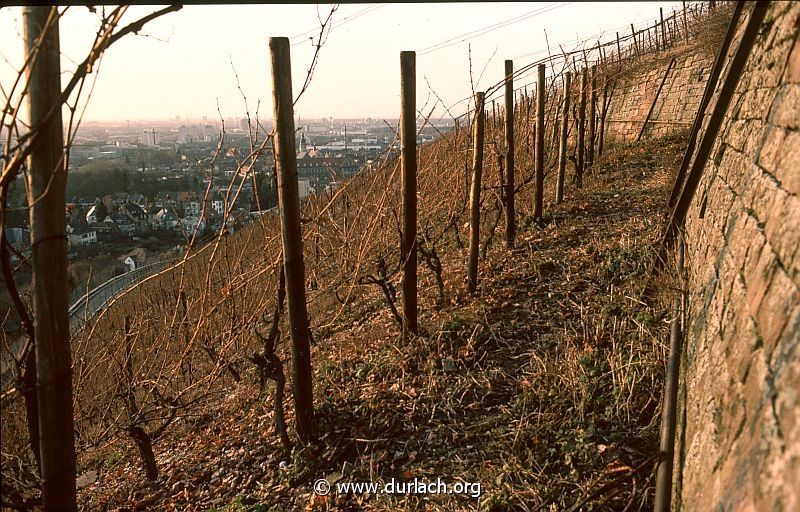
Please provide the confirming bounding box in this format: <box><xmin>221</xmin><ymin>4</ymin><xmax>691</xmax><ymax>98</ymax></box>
<box><xmin>240</xmin><ymin>118</ymin><xmax>249</xmax><ymax>132</ymax></box>
<box><xmin>140</xmin><ymin>129</ymin><xmax>159</xmax><ymax>147</ymax></box>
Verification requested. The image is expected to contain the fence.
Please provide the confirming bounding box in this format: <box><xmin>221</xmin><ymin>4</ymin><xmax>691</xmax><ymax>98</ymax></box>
<box><xmin>67</xmin><ymin>258</ymin><xmax>177</xmax><ymax>333</ymax></box>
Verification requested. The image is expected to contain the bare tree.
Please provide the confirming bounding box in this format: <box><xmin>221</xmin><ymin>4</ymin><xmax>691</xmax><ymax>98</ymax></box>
<box><xmin>1</xmin><ymin>6</ymin><xmax>182</xmax><ymax>506</ymax></box>
<box><xmin>23</xmin><ymin>7</ymin><xmax>75</xmax><ymax>507</ymax></box>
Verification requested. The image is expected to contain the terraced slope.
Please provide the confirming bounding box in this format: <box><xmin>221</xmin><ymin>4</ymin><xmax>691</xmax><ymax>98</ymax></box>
<box><xmin>76</xmin><ymin>133</ymin><xmax>685</xmax><ymax>511</ymax></box>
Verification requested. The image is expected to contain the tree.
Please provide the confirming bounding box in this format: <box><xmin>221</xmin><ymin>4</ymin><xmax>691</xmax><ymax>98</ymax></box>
<box><xmin>1</xmin><ymin>6</ymin><xmax>182</xmax><ymax>508</ymax></box>
<box><xmin>23</xmin><ymin>8</ymin><xmax>76</xmax><ymax>507</ymax></box>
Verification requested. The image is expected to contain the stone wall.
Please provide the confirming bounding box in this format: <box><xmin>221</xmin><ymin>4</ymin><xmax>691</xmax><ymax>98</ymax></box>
<box><xmin>675</xmin><ymin>2</ymin><xmax>800</xmax><ymax>510</ymax></box>
<box><xmin>604</xmin><ymin>51</ymin><xmax>712</xmax><ymax>141</ymax></box>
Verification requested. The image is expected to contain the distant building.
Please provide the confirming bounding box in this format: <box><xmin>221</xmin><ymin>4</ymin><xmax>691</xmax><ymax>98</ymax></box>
<box><xmin>120</xmin><ymin>202</ymin><xmax>148</xmax><ymax>230</ymax></box>
<box><xmin>67</xmin><ymin>228</ymin><xmax>97</xmax><ymax>247</ymax></box>
<box><xmin>118</xmin><ymin>247</ymin><xmax>146</xmax><ymax>271</ymax></box>
<box><xmin>151</xmin><ymin>208</ymin><xmax>179</xmax><ymax>230</ymax></box>
<box><xmin>298</xmin><ymin>178</ymin><xmax>313</xmax><ymax>199</ymax></box>
<box><xmin>209</xmin><ymin>191</ymin><xmax>225</xmax><ymax>216</ymax></box>
<box><xmin>140</xmin><ymin>129</ymin><xmax>160</xmax><ymax>147</ymax></box>
<box><xmin>180</xmin><ymin>216</ymin><xmax>206</xmax><ymax>236</ymax></box>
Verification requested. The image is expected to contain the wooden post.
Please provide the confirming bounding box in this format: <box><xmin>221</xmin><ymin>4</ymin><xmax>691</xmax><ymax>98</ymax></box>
<box><xmin>556</xmin><ymin>71</ymin><xmax>571</xmax><ymax>204</ymax></box>
<box><xmin>400</xmin><ymin>51</ymin><xmax>417</xmax><ymax>334</ymax></box>
<box><xmin>587</xmin><ymin>65</ymin><xmax>597</xmax><ymax>169</ymax></box>
<box><xmin>503</xmin><ymin>59</ymin><xmax>515</xmax><ymax>248</ymax></box>
<box><xmin>631</xmin><ymin>24</ymin><xmax>639</xmax><ymax>56</ymax></box>
<box><xmin>599</xmin><ymin>82</ymin><xmax>609</xmax><ymax>157</ymax></box>
<box><xmin>269</xmin><ymin>37</ymin><xmax>314</xmax><ymax>443</ymax></box>
<box><xmin>682</xmin><ymin>1</ymin><xmax>689</xmax><ymax>42</ymax></box>
<box><xmin>660</xmin><ymin>8</ymin><xmax>667</xmax><ymax>49</ymax></box>
<box><xmin>672</xmin><ymin>10</ymin><xmax>680</xmax><ymax>47</ymax></box>
<box><xmin>467</xmin><ymin>92</ymin><xmax>485</xmax><ymax>294</ymax></box>
<box><xmin>534</xmin><ymin>64</ymin><xmax>545</xmax><ymax>220</ymax></box>
<box><xmin>23</xmin><ymin>7</ymin><xmax>77</xmax><ymax>509</ymax></box>
<box><xmin>576</xmin><ymin>67</ymin><xmax>587</xmax><ymax>188</ymax></box>
<box><xmin>616</xmin><ymin>32</ymin><xmax>622</xmax><ymax>65</ymax></box>
<box><xmin>652</xmin><ymin>22</ymin><xmax>659</xmax><ymax>52</ymax></box>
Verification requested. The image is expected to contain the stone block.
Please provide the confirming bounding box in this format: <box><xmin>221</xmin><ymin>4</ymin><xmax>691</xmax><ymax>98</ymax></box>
<box><xmin>756</xmin><ymin>267</ymin><xmax>799</xmax><ymax>360</ymax></box>
<box><xmin>770</xmin><ymin>83</ymin><xmax>800</xmax><ymax>129</ymax></box>
<box><xmin>764</xmin><ymin>191</ymin><xmax>800</xmax><ymax>281</ymax></box>
<box><xmin>788</xmin><ymin>38</ymin><xmax>800</xmax><ymax>84</ymax></box>
<box><xmin>743</xmin><ymin>239</ymin><xmax>776</xmax><ymax>318</ymax></box>
<box><xmin>755</xmin><ymin>124</ymin><xmax>785</xmax><ymax>176</ymax></box>
<box><xmin>771</xmin><ymin>129</ymin><xmax>800</xmax><ymax>196</ymax></box>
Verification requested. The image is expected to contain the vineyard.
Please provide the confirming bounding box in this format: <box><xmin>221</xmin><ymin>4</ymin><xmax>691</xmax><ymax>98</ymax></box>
<box><xmin>0</xmin><ymin>3</ymin><xmax>744</xmax><ymax>511</ymax></box>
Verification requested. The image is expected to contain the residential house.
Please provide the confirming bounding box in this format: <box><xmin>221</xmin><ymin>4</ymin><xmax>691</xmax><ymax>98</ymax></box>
<box><xmin>67</xmin><ymin>228</ymin><xmax>97</xmax><ymax>247</ymax></box>
<box><xmin>120</xmin><ymin>203</ymin><xmax>149</xmax><ymax>231</ymax></box>
<box><xmin>118</xmin><ymin>247</ymin><xmax>146</xmax><ymax>272</ymax></box>
<box><xmin>151</xmin><ymin>208</ymin><xmax>179</xmax><ymax>230</ymax></box>
<box><xmin>180</xmin><ymin>216</ymin><xmax>206</xmax><ymax>236</ymax></box>
<box><xmin>111</xmin><ymin>212</ymin><xmax>135</xmax><ymax>236</ymax></box>
<box><xmin>207</xmin><ymin>190</ymin><xmax>225</xmax><ymax>216</ymax></box>
<box><xmin>85</xmin><ymin>204</ymin><xmax>103</xmax><ymax>224</ymax></box>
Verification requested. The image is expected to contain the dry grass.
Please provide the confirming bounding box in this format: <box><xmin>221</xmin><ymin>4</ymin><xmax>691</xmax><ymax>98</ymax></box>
<box><xmin>0</xmin><ymin>4</ymin><xmax>733</xmax><ymax>509</ymax></box>
<box><xmin>53</xmin><ymin>130</ymin><xmax>687</xmax><ymax>512</ymax></box>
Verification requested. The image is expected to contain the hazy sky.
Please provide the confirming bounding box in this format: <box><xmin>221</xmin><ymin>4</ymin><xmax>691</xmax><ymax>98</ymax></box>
<box><xmin>0</xmin><ymin>3</ymin><xmax>683</xmax><ymax>123</ymax></box>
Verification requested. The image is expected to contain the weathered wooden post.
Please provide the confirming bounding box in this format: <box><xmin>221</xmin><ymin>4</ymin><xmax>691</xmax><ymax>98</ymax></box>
<box><xmin>504</xmin><ymin>59</ymin><xmax>515</xmax><ymax>248</ymax></box>
<box><xmin>653</xmin><ymin>21</ymin><xmax>660</xmax><ymax>52</ymax></box>
<box><xmin>467</xmin><ymin>92</ymin><xmax>485</xmax><ymax>294</ymax></box>
<box><xmin>269</xmin><ymin>37</ymin><xmax>314</xmax><ymax>444</ymax></box>
<box><xmin>631</xmin><ymin>24</ymin><xmax>639</xmax><ymax>56</ymax></box>
<box><xmin>24</xmin><ymin>7</ymin><xmax>77</xmax><ymax>509</ymax></box>
<box><xmin>588</xmin><ymin>65</ymin><xmax>597</xmax><ymax>169</ymax></box>
<box><xmin>576</xmin><ymin>67</ymin><xmax>587</xmax><ymax>188</ymax></box>
<box><xmin>534</xmin><ymin>64</ymin><xmax>545</xmax><ymax>220</ymax></box>
<box><xmin>556</xmin><ymin>71</ymin><xmax>571</xmax><ymax>203</ymax></box>
<box><xmin>672</xmin><ymin>10</ymin><xmax>680</xmax><ymax>47</ymax></box>
<box><xmin>682</xmin><ymin>1</ymin><xmax>689</xmax><ymax>42</ymax></box>
<box><xmin>599</xmin><ymin>82</ymin><xmax>609</xmax><ymax>157</ymax></box>
<box><xmin>400</xmin><ymin>50</ymin><xmax>418</xmax><ymax>334</ymax></box>
<box><xmin>660</xmin><ymin>8</ymin><xmax>667</xmax><ymax>49</ymax></box>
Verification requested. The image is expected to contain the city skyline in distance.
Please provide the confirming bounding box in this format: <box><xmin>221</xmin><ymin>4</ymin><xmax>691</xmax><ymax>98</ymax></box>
<box><xmin>1</xmin><ymin>2</ymin><xmax>682</xmax><ymax>122</ymax></box>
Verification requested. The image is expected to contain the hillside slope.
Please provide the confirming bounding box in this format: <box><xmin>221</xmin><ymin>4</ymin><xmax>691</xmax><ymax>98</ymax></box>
<box><xmin>75</xmin><ymin>133</ymin><xmax>685</xmax><ymax>511</ymax></box>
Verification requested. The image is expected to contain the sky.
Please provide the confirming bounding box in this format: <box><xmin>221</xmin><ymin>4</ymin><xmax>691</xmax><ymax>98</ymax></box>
<box><xmin>0</xmin><ymin>2</ymin><xmax>684</xmax><ymax>123</ymax></box>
